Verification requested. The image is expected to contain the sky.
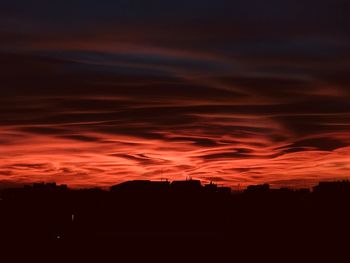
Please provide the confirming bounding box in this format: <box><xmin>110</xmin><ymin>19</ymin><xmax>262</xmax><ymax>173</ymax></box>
<box><xmin>1</xmin><ymin>0</ymin><xmax>350</xmax><ymax>188</ymax></box>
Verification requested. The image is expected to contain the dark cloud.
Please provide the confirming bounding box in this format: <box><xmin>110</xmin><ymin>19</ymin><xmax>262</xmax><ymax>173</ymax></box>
<box><xmin>167</xmin><ymin>137</ymin><xmax>222</xmax><ymax>147</ymax></box>
<box><xmin>0</xmin><ymin>170</ymin><xmax>14</xmax><ymax>176</ymax></box>
<box><xmin>58</xmin><ymin>135</ymin><xmax>103</xmax><ymax>143</ymax></box>
<box><xmin>110</xmin><ymin>154</ymin><xmax>169</xmax><ymax>166</ymax></box>
<box><xmin>200</xmin><ymin>148</ymin><xmax>264</xmax><ymax>160</ymax></box>
<box><xmin>287</xmin><ymin>138</ymin><xmax>347</xmax><ymax>152</ymax></box>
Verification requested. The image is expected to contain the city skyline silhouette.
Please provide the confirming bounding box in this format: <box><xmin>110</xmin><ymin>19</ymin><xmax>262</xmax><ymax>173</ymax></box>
<box><xmin>1</xmin><ymin>178</ymin><xmax>350</xmax><ymax>261</ymax></box>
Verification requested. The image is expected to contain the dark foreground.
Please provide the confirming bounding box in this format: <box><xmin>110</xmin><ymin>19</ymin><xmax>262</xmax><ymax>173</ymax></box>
<box><xmin>1</xmin><ymin>180</ymin><xmax>350</xmax><ymax>262</ymax></box>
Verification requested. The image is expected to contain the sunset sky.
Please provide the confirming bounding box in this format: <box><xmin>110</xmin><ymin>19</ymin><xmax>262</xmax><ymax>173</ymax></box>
<box><xmin>1</xmin><ymin>0</ymin><xmax>350</xmax><ymax>188</ymax></box>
